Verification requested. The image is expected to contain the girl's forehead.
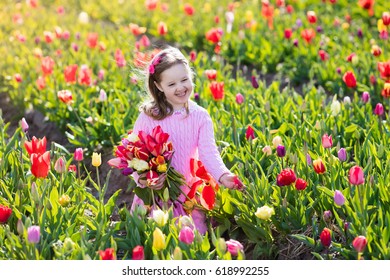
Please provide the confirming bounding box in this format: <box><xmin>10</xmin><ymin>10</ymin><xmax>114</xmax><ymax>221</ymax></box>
<box><xmin>160</xmin><ymin>63</ymin><xmax>189</xmax><ymax>81</ymax></box>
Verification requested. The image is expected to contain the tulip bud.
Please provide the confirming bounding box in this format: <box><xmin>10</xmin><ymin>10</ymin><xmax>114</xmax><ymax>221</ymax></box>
<box><xmin>361</xmin><ymin>91</ymin><xmax>370</xmax><ymax>103</ymax></box>
<box><xmin>323</xmin><ymin>210</ymin><xmax>332</xmax><ymax>223</ymax></box>
<box><xmin>152</xmin><ymin>228</ymin><xmax>166</xmax><ymax>251</ymax></box>
<box><xmin>99</xmin><ymin>89</ymin><xmax>107</xmax><ymax>102</ymax></box>
<box><xmin>31</xmin><ymin>182</ymin><xmax>40</xmax><ymax>205</ymax></box>
<box><xmin>262</xmin><ymin>145</ymin><xmax>272</xmax><ymax>156</ymax></box>
<box><xmin>27</xmin><ymin>225</ymin><xmax>41</xmax><ymax>244</ymax></box>
<box><xmin>319</xmin><ymin>228</ymin><xmax>332</xmax><ymax>247</ymax></box>
<box><xmin>16</xmin><ymin>219</ymin><xmax>24</xmax><ymax>235</ymax></box>
<box><xmin>132</xmin><ymin>245</ymin><xmax>145</xmax><ymax>260</ymax></box>
<box><xmin>173</xmin><ymin>246</ymin><xmax>183</xmax><ymax>260</ymax></box>
<box><xmin>272</xmin><ymin>136</ymin><xmax>282</xmax><ymax>148</ymax></box>
<box><xmin>152</xmin><ymin>209</ymin><xmax>169</xmax><ymax>227</ymax></box>
<box><xmin>306</xmin><ymin>153</ymin><xmax>312</xmax><ymax>165</ymax></box>
<box><xmin>92</xmin><ymin>152</ymin><xmax>101</xmax><ymax>167</ymax></box>
<box><xmin>276</xmin><ymin>145</ymin><xmax>286</xmax><ymax>157</ymax></box>
<box><xmin>178</xmin><ymin>226</ymin><xmax>195</xmax><ymax>245</ymax></box>
<box><xmin>352</xmin><ymin>236</ymin><xmax>367</xmax><ymax>253</ymax></box>
<box><xmin>321</xmin><ymin>134</ymin><xmax>333</xmax><ymax>148</ymax></box>
<box><xmin>20</xmin><ymin>117</ymin><xmax>29</xmax><ymax>132</ymax></box>
<box><xmin>255</xmin><ymin>205</ymin><xmax>275</xmax><ymax>220</ymax></box>
<box><xmin>334</xmin><ymin>190</ymin><xmax>346</xmax><ymax>206</ymax></box>
<box><xmin>64</xmin><ymin>237</ymin><xmax>75</xmax><ymax>252</ymax></box>
<box><xmin>337</xmin><ymin>148</ymin><xmax>347</xmax><ymax>161</ymax></box>
<box><xmin>251</xmin><ymin>76</ymin><xmax>259</xmax><ymax>89</ymax></box>
<box><xmin>235</xmin><ymin>93</ymin><xmax>244</xmax><ymax>104</ymax></box>
<box><xmin>226</xmin><ymin>239</ymin><xmax>244</xmax><ymax>257</ymax></box>
<box><xmin>373</xmin><ymin>103</ymin><xmax>384</xmax><ymax>116</ymax></box>
<box><xmin>58</xmin><ymin>194</ymin><xmax>71</xmax><ymax>207</ymax></box>
<box><xmin>216</xmin><ymin>238</ymin><xmax>227</xmax><ymax>254</ymax></box>
<box><xmin>54</xmin><ymin>157</ymin><xmax>66</xmax><ymax>173</ymax></box>
<box><xmin>74</xmin><ymin>148</ymin><xmax>83</xmax><ymax>161</ymax></box>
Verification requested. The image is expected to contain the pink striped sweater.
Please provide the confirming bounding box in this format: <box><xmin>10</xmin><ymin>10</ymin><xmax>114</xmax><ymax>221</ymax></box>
<box><xmin>131</xmin><ymin>100</ymin><xmax>230</xmax><ymax>200</ymax></box>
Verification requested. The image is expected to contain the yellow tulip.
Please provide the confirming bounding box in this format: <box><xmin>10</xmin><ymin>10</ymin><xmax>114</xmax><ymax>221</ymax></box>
<box><xmin>58</xmin><ymin>194</ymin><xmax>71</xmax><ymax>207</ymax></box>
<box><xmin>92</xmin><ymin>152</ymin><xmax>101</xmax><ymax>167</ymax></box>
<box><xmin>153</xmin><ymin>228</ymin><xmax>166</xmax><ymax>251</ymax></box>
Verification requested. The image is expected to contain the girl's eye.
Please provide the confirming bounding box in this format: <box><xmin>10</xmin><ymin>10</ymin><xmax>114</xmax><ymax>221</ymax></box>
<box><xmin>182</xmin><ymin>78</ymin><xmax>188</xmax><ymax>82</ymax></box>
<box><xmin>168</xmin><ymin>83</ymin><xmax>175</xmax><ymax>87</ymax></box>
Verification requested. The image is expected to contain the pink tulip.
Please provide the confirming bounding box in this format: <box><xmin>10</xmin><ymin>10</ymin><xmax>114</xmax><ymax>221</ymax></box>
<box><xmin>74</xmin><ymin>148</ymin><xmax>83</xmax><ymax>161</ymax></box>
<box><xmin>373</xmin><ymin>103</ymin><xmax>384</xmax><ymax>116</ymax></box>
<box><xmin>178</xmin><ymin>226</ymin><xmax>195</xmax><ymax>245</ymax></box>
<box><xmin>321</xmin><ymin>134</ymin><xmax>333</xmax><ymax>148</ymax></box>
<box><xmin>226</xmin><ymin>239</ymin><xmax>244</xmax><ymax>256</ymax></box>
<box><xmin>349</xmin><ymin>165</ymin><xmax>364</xmax><ymax>185</ymax></box>
<box><xmin>352</xmin><ymin>236</ymin><xmax>367</xmax><ymax>253</ymax></box>
<box><xmin>235</xmin><ymin>93</ymin><xmax>244</xmax><ymax>104</ymax></box>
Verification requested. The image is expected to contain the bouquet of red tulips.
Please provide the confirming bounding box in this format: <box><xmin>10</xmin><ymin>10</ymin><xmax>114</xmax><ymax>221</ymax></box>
<box><xmin>108</xmin><ymin>125</ymin><xmax>186</xmax><ymax>205</ymax></box>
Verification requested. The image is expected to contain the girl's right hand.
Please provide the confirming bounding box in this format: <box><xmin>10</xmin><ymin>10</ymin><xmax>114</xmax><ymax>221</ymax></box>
<box><xmin>219</xmin><ymin>173</ymin><xmax>245</xmax><ymax>191</ymax></box>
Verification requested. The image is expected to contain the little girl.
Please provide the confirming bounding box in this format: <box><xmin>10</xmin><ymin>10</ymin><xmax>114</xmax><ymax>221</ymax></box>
<box><xmin>131</xmin><ymin>46</ymin><xmax>244</xmax><ymax>234</ymax></box>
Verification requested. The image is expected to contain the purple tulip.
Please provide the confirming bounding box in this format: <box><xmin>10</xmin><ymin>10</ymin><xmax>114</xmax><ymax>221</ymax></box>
<box><xmin>27</xmin><ymin>226</ymin><xmax>40</xmax><ymax>243</ymax></box>
<box><xmin>276</xmin><ymin>145</ymin><xmax>286</xmax><ymax>157</ymax></box>
<box><xmin>293</xmin><ymin>39</ymin><xmax>299</xmax><ymax>47</ymax></box>
<box><xmin>337</xmin><ymin>148</ymin><xmax>347</xmax><ymax>162</ymax></box>
<box><xmin>194</xmin><ymin>92</ymin><xmax>199</xmax><ymax>101</ymax></box>
<box><xmin>334</xmin><ymin>190</ymin><xmax>345</xmax><ymax>206</ymax></box>
<box><xmin>251</xmin><ymin>76</ymin><xmax>259</xmax><ymax>89</ymax></box>
<box><xmin>357</xmin><ymin>28</ymin><xmax>363</xmax><ymax>38</ymax></box>
<box><xmin>306</xmin><ymin>153</ymin><xmax>312</xmax><ymax>165</ymax></box>
<box><xmin>361</xmin><ymin>91</ymin><xmax>370</xmax><ymax>103</ymax></box>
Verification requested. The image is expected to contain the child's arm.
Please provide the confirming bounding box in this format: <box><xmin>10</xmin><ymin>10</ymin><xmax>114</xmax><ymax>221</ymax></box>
<box><xmin>198</xmin><ymin>111</ymin><xmax>244</xmax><ymax>190</ymax></box>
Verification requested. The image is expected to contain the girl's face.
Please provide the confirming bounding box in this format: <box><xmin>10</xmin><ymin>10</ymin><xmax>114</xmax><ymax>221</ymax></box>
<box><xmin>154</xmin><ymin>63</ymin><xmax>193</xmax><ymax>110</ymax></box>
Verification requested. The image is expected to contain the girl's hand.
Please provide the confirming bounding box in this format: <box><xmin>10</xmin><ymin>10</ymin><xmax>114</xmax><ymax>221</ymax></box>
<box><xmin>219</xmin><ymin>173</ymin><xmax>245</xmax><ymax>191</ymax></box>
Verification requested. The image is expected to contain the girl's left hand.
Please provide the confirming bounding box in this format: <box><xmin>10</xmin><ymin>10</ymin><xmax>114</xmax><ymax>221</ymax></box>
<box><xmin>219</xmin><ymin>173</ymin><xmax>245</xmax><ymax>191</ymax></box>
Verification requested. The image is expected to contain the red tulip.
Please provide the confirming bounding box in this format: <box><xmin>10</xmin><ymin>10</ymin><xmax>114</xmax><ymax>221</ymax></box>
<box><xmin>371</xmin><ymin>45</ymin><xmax>382</xmax><ymax>57</ymax></box>
<box><xmin>276</xmin><ymin>168</ymin><xmax>297</xmax><ymax>186</ymax></box>
<box><xmin>57</xmin><ymin>90</ymin><xmax>73</xmax><ymax>104</ymax></box>
<box><xmin>286</xmin><ymin>5</ymin><xmax>294</xmax><ymax>13</ymax></box>
<box><xmin>145</xmin><ymin>0</ymin><xmax>158</xmax><ymax>10</ymax></box>
<box><xmin>382</xmin><ymin>83</ymin><xmax>390</xmax><ymax>98</ymax></box>
<box><xmin>209</xmin><ymin>81</ymin><xmax>224</xmax><ymax>100</ymax></box>
<box><xmin>352</xmin><ymin>236</ymin><xmax>367</xmax><ymax>252</ymax></box>
<box><xmin>295</xmin><ymin>178</ymin><xmax>308</xmax><ymax>191</ymax></box>
<box><xmin>382</xmin><ymin>12</ymin><xmax>390</xmax><ymax>26</ymax></box>
<box><xmin>245</xmin><ymin>125</ymin><xmax>255</xmax><ymax>140</ymax></box>
<box><xmin>343</xmin><ymin>71</ymin><xmax>357</xmax><ymax>88</ymax></box>
<box><xmin>36</xmin><ymin>76</ymin><xmax>46</xmax><ymax>90</ymax></box>
<box><xmin>64</xmin><ymin>64</ymin><xmax>78</xmax><ymax>84</ymax></box>
<box><xmin>78</xmin><ymin>65</ymin><xmax>92</xmax><ymax>86</ymax></box>
<box><xmin>301</xmin><ymin>28</ymin><xmax>316</xmax><ymax>43</ymax></box>
<box><xmin>313</xmin><ymin>158</ymin><xmax>326</xmax><ymax>174</ymax></box>
<box><xmin>320</xmin><ymin>228</ymin><xmax>332</xmax><ymax>247</ymax></box>
<box><xmin>99</xmin><ymin>248</ymin><xmax>116</xmax><ymax>260</ymax></box>
<box><xmin>183</xmin><ymin>3</ymin><xmax>195</xmax><ymax>16</ymax></box>
<box><xmin>200</xmin><ymin>184</ymin><xmax>216</xmax><ymax>210</ymax></box>
<box><xmin>284</xmin><ymin>29</ymin><xmax>292</xmax><ymax>39</ymax></box>
<box><xmin>358</xmin><ymin>0</ymin><xmax>374</xmax><ymax>16</ymax></box>
<box><xmin>349</xmin><ymin>165</ymin><xmax>364</xmax><ymax>185</ymax></box>
<box><xmin>318</xmin><ymin>50</ymin><xmax>329</xmax><ymax>61</ymax></box>
<box><xmin>132</xmin><ymin>245</ymin><xmax>145</xmax><ymax>260</ymax></box>
<box><xmin>86</xmin><ymin>33</ymin><xmax>98</xmax><ymax>48</ymax></box>
<box><xmin>24</xmin><ymin>136</ymin><xmax>47</xmax><ymax>156</ymax></box>
<box><xmin>205</xmin><ymin>69</ymin><xmax>217</xmax><ymax>80</ymax></box>
<box><xmin>378</xmin><ymin>61</ymin><xmax>390</xmax><ymax>82</ymax></box>
<box><xmin>0</xmin><ymin>205</ymin><xmax>12</xmax><ymax>224</ymax></box>
<box><xmin>31</xmin><ymin>151</ymin><xmax>51</xmax><ymax>178</ymax></box>
<box><xmin>14</xmin><ymin>73</ymin><xmax>22</xmax><ymax>83</ymax></box>
<box><xmin>41</xmin><ymin>56</ymin><xmax>55</xmax><ymax>76</ymax></box>
<box><xmin>157</xmin><ymin>21</ymin><xmax>168</xmax><ymax>36</ymax></box>
<box><xmin>307</xmin><ymin>11</ymin><xmax>317</xmax><ymax>24</ymax></box>
<box><xmin>205</xmin><ymin>28</ymin><xmax>223</xmax><ymax>44</ymax></box>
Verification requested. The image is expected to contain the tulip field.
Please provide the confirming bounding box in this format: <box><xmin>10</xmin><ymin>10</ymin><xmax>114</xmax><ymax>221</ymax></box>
<box><xmin>1</xmin><ymin>0</ymin><xmax>390</xmax><ymax>261</ymax></box>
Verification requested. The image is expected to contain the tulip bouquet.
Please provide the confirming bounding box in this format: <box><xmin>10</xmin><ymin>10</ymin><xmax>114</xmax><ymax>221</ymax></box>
<box><xmin>108</xmin><ymin>125</ymin><xmax>186</xmax><ymax>205</ymax></box>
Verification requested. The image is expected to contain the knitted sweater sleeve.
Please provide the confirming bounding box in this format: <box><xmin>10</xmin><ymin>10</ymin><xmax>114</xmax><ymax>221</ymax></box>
<box><xmin>197</xmin><ymin>110</ymin><xmax>230</xmax><ymax>182</ymax></box>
